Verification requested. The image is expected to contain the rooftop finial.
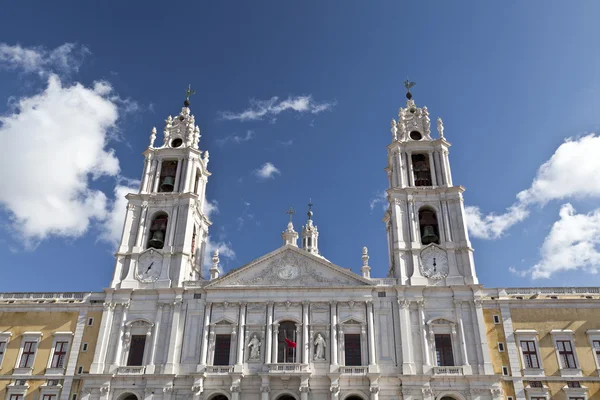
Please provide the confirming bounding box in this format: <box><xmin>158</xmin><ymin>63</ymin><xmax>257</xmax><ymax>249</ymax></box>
<box><xmin>184</xmin><ymin>84</ymin><xmax>196</xmax><ymax>107</ymax></box>
<box><xmin>404</xmin><ymin>78</ymin><xmax>416</xmax><ymax>100</ymax></box>
<box><xmin>285</xmin><ymin>206</ymin><xmax>295</xmax><ymax>223</ymax></box>
<box><xmin>307</xmin><ymin>199</ymin><xmax>313</xmax><ymax>220</ymax></box>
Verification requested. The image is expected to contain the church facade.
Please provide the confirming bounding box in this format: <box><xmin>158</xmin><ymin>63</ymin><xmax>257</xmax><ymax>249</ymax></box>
<box><xmin>1</xmin><ymin>90</ymin><xmax>600</xmax><ymax>400</ymax></box>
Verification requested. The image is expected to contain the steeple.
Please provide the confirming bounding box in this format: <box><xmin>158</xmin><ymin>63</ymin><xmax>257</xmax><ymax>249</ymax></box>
<box><xmin>301</xmin><ymin>201</ymin><xmax>319</xmax><ymax>254</ymax></box>
<box><xmin>110</xmin><ymin>86</ymin><xmax>213</xmax><ymax>289</ymax></box>
<box><xmin>383</xmin><ymin>82</ymin><xmax>476</xmax><ymax>286</ymax></box>
<box><xmin>282</xmin><ymin>207</ymin><xmax>299</xmax><ymax>247</ymax></box>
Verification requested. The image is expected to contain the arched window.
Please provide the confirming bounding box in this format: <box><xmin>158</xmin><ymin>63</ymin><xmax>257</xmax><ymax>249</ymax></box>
<box><xmin>159</xmin><ymin>160</ymin><xmax>178</xmax><ymax>192</ymax></box>
<box><xmin>411</xmin><ymin>154</ymin><xmax>432</xmax><ymax>186</ymax></box>
<box><xmin>121</xmin><ymin>395</ymin><xmax>138</xmax><ymax>400</ymax></box>
<box><xmin>418</xmin><ymin>208</ymin><xmax>440</xmax><ymax>245</ymax></box>
<box><xmin>209</xmin><ymin>396</ymin><xmax>229</xmax><ymax>400</ymax></box>
<box><xmin>345</xmin><ymin>397</ymin><xmax>364</xmax><ymax>400</ymax></box>
<box><xmin>276</xmin><ymin>396</ymin><xmax>296</xmax><ymax>400</ymax></box>
<box><xmin>147</xmin><ymin>213</ymin><xmax>168</xmax><ymax>249</ymax></box>
<box><xmin>277</xmin><ymin>321</ymin><xmax>298</xmax><ymax>363</ymax></box>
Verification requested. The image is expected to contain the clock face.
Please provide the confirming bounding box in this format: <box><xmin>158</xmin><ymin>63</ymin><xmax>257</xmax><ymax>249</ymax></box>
<box><xmin>277</xmin><ymin>264</ymin><xmax>299</xmax><ymax>280</ymax></box>
<box><xmin>420</xmin><ymin>246</ymin><xmax>449</xmax><ymax>280</ymax></box>
<box><xmin>137</xmin><ymin>251</ymin><xmax>163</xmax><ymax>283</ymax></box>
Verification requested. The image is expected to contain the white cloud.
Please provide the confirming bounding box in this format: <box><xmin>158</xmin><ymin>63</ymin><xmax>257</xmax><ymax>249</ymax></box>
<box><xmin>0</xmin><ymin>74</ymin><xmax>125</xmax><ymax>243</ymax></box>
<box><xmin>203</xmin><ymin>236</ymin><xmax>235</xmax><ymax>275</ymax></box>
<box><xmin>369</xmin><ymin>191</ymin><xmax>388</xmax><ymax>212</ymax></box>
<box><xmin>466</xmin><ymin>134</ymin><xmax>600</xmax><ymax>239</ymax></box>
<box><xmin>98</xmin><ymin>181</ymin><xmax>140</xmax><ymax>247</ymax></box>
<box><xmin>216</xmin><ymin>130</ymin><xmax>254</xmax><ymax>146</ymax></box>
<box><xmin>255</xmin><ymin>162</ymin><xmax>281</xmax><ymax>179</ymax></box>
<box><xmin>464</xmin><ymin>204</ymin><xmax>529</xmax><ymax>240</ymax></box>
<box><xmin>507</xmin><ymin>204</ymin><xmax>600</xmax><ymax>279</ymax></box>
<box><xmin>220</xmin><ymin>95</ymin><xmax>335</xmax><ymax>122</ymax></box>
<box><xmin>0</xmin><ymin>43</ymin><xmax>88</xmax><ymax>75</ymax></box>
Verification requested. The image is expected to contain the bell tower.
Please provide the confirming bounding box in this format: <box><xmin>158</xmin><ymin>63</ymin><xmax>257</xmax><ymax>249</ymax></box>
<box><xmin>110</xmin><ymin>86</ymin><xmax>211</xmax><ymax>289</ymax></box>
<box><xmin>384</xmin><ymin>82</ymin><xmax>477</xmax><ymax>286</ymax></box>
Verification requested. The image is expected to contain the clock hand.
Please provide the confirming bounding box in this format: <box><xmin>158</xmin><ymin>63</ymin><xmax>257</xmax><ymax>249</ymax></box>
<box><xmin>433</xmin><ymin>257</ymin><xmax>437</xmax><ymax>272</ymax></box>
<box><xmin>146</xmin><ymin>262</ymin><xmax>154</xmax><ymax>273</ymax></box>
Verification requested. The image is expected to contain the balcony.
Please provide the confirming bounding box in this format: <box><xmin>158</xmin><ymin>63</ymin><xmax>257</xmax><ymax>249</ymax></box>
<box><xmin>432</xmin><ymin>366</ymin><xmax>464</xmax><ymax>375</ymax></box>
<box><xmin>205</xmin><ymin>366</ymin><xmax>234</xmax><ymax>374</ymax></box>
<box><xmin>340</xmin><ymin>366</ymin><xmax>367</xmax><ymax>375</ymax></box>
<box><xmin>116</xmin><ymin>366</ymin><xmax>145</xmax><ymax>375</ymax></box>
<box><xmin>268</xmin><ymin>364</ymin><xmax>309</xmax><ymax>373</ymax></box>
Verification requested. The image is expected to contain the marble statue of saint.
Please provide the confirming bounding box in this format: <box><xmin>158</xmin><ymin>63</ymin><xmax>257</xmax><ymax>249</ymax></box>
<box><xmin>248</xmin><ymin>334</ymin><xmax>261</xmax><ymax>360</ymax></box>
<box><xmin>314</xmin><ymin>333</ymin><xmax>326</xmax><ymax>360</ymax></box>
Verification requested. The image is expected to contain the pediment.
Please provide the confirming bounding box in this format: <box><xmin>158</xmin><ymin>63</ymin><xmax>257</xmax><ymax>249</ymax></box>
<box><xmin>206</xmin><ymin>245</ymin><xmax>373</xmax><ymax>288</ymax></box>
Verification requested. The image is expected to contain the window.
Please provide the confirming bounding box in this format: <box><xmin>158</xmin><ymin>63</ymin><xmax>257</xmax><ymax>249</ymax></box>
<box><xmin>126</xmin><ymin>335</ymin><xmax>147</xmax><ymax>366</ymax></box>
<box><xmin>87</xmin><ymin>318</ymin><xmax>94</xmax><ymax>326</ymax></box>
<box><xmin>0</xmin><ymin>341</ymin><xmax>6</xmax><ymax>366</ymax></box>
<box><xmin>9</xmin><ymin>395</ymin><xmax>23</xmax><ymax>400</ymax></box>
<box><xmin>593</xmin><ymin>340</ymin><xmax>600</xmax><ymax>366</ymax></box>
<box><xmin>19</xmin><ymin>342</ymin><xmax>37</xmax><ymax>368</ymax></box>
<box><xmin>493</xmin><ymin>315</ymin><xmax>501</xmax><ymax>324</ymax></box>
<box><xmin>411</xmin><ymin>153</ymin><xmax>432</xmax><ymax>186</ymax></box>
<box><xmin>42</xmin><ymin>395</ymin><xmax>56</xmax><ymax>400</ymax></box>
<box><xmin>213</xmin><ymin>334</ymin><xmax>232</xmax><ymax>366</ymax></box>
<box><xmin>51</xmin><ymin>342</ymin><xmax>68</xmax><ymax>368</ymax></box>
<box><xmin>502</xmin><ymin>366</ymin><xmax>509</xmax><ymax>376</ymax></box>
<box><xmin>72</xmin><ymin>395</ymin><xmax>78</xmax><ymax>400</ymax></box>
<box><xmin>530</xmin><ymin>398</ymin><xmax>546</xmax><ymax>400</ymax></box>
<box><xmin>557</xmin><ymin>340</ymin><xmax>577</xmax><ymax>369</ymax></box>
<box><xmin>277</xmin><ymin>321</ymin><xmax>297</xmax><ymax>363</ymax></box>
<box><xmin>82</xmin><ymin>343</ymin><xmax>88</xmax><ymax>352</ymax></box>
<box><xmin>147</xmin><ymin>213</ymin><xmax>168</xmax><ymax>249</ymax></box>
<box><xmin>344</xmin><ymin>334</ymin><xmax>361</xmax><ymax>366</ymax></box>
<box><xmin>529</xmin><ymin>381</ymin><xmax>543</xmax><ymax>388</ymax></box>
<box><xmin>567</xmin><ymin>382</ymin><xmax>581</xmax><ymax>388</ymax></box>
<box><xmin>507</xmin><ymin>397</ymin><xmax>514</xmax><ymax>400</ymax></box>
<box><xmin>193</xmin><ymin>293</ymin><xmax>202</xmax><ymax>299</ymax></box>
<box><xmin>521</xmin><ymin>340</ymin><xmax>540</xmax><ymax>369</ymax></box>
<box><xmin>377</xmin><ymin>292</ymin><xmax>386</xmax><ymax>298</ymax></box>
<box><xmin>158</xmin><ymin>160</ymin><xmax>178</xmax><ymax>192</ymax></box>
<box><xmin>46</xmin><ymin>380</ymin><xmax>60</xmax><ymax>386</ymax></box>
<box><xmin>434</xmin><ymin>334</ymin><xmax>454</xmax><ymax>366</ymax></box>
<box><xmin>418</xmin><ymin>208</ymin><xmax>440</xmax><ymax>245</ymax></box>
<box><xmin>77</xmin><ymin>366</ymin><xmax>83</xmax><ymax>374</ymax></box>
<box><xmin>498</xmin><ymin>342</ymin><xmax>505</xmax><ymax>352</ymax></box>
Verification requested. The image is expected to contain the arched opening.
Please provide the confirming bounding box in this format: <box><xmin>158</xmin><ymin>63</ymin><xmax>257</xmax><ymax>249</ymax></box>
<box><xmin>208</xmin><ymin>396</ymin><xmax>229</xmax><ymax>400</ymax></box>
<box><xmin>276</xmin><ymin>396</ymin><xmax>296</xmax><ymax>400</ymax></box>
<box><xmin>159</xmin><ymin>160</ymin><xmax>178</xmax><ymax>192</ymax></box>
<box><xmin>277</xmin><ymin>321</ymin><xmax>298</xmax><ymax>363</ymax></box>
<box><xmin>147</xmin><ymin>213</ymin><xmax>168</xmax><ymax>249</ymax></box>
<box><xmin>409</xmin><ymin>130</ymin><xmax>422</xmax><ymax>140</ymax></box>
<box><xmin>440</xmin><ymin>397</ymin><xmax>456</xmax><ymax>400</ymax></box>
<box><xmin>412</xmin><ymin>153</ymin><xmax>432</xmax><ymax>186</ymax></box>
<box><xmin>345</xmin><ymin>396</ymin><xmax>365</xmax><ymax>400</ymax></box>
<box><xmin>418</xmin><ymin>208</ymin><xmax>440</xmax><ymax>245</ymax></box>
<box><xmin>120</xmin><ymin>394</ymin><xmax>138</xmax><ymax>400</ymax></box>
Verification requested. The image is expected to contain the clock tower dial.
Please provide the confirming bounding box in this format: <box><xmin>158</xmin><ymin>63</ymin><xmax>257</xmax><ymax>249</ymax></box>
<box><xmin>420</xmin><ymin>246</ymin><xmax>449</xmax><ymax>280</ymax></box>
<box><xmin>137</xmin><ymin>250</ymin><xmax>163</xmax><ymax>283</ymax></box>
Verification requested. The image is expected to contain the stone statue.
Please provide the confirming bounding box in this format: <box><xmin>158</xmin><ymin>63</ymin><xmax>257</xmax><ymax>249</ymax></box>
<box><xmin>248</xmin><ymin>334</ymin><xmax>261</xmax><ymax>360</ymax></box>
<box><xmin>314</xmin><ymin>333</ymin><xmax>326</xmax><ymax>360</ymax></box>
<box><xmin>437</xmin><ymin>117</ymin><xmax>444</xmax><ymax>138</ymax></box>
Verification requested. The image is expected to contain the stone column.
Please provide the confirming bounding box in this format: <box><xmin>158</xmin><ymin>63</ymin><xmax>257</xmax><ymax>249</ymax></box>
<box><xmin>271</xmin><ymin>323</ymin><xmax>279</xmax><ymax>364</ymax></box>
<box><xmin>454</xmin><ymin>300</ymin><xmax>469</xmax><ymax>367</ymax></box>
<box><xmin>330</xmin><ymin>301</ymin><xmax>338</xmax><ymax>366</ymax></box>
<box><xmin>302</xmin><ymin>302</ymin><xmax>309</xmax><ymax>364</ymax></box>
<box><xmin>236</xmin><ymin>302</ymin><xmax>247</xmax><ymax>365</ymax></box>
<box><xmin>148</xmin><ymin>303</ymin><xmax>164</xmax><ymax>370</ymax></box>
<box><xmin>474</xmin><ymin>299</ymin><xmax>494</xmax><ymax>374</ymax></box>
<box><xmin>443</xmin><ymin>150</ymin><xmax>453</xmax><ymax>186</ymax></box>
<box><xmin>165</xmin><ymin>301</ymin><xmax>183</xmax><ymax>374</ymax></box>
<box><xmin>173</xmin><ymin>157</ymin><xmax>183</xmax><ymax>192</ymax></box>
<box><xmin>183</xmin><ymin>156</ymin><xmax>194</xmax><ymax>193</ymax></box>
<box><xmin>406</xmin><ymin>152</ymin><xmax>415</xmax><ymax>186</ymax></box>
<box><xmin>300</xmin><ymin>386</ymin><xmax>310</xmax><ymax>400</ymax></box>
<box><xmin>166</xmin><ymin>206</ymin><xmax>179</xmax><ymax>248</ymax></box>
<box><xmin>330</xmin><ymin>384</ymin><xmax>340</xmax><ymax>400</ymax></box>
<box><xmin>428</xmin><ymin>151</ymin><xmax>437</xmax><ymax>186</ymax></box>
<box><xmin>200</xmin><ymin>302</ymin><xmax>212</xmax><ymax>366</ymax></box>
<box><xmin>417</xmin><ymin>300</ymin><xmax>430</xmax><ymax>368</ymax></box>
<box><xmin>111</xmin><ymin>302</ymin><xmax>130</xmax><ymax>369</ymax></box>
<box><xmin>398</xmin><ymin>299</ymin><xmax>414</xmax><ymax>374</ymax></box>
<box><xmin>140</xmin><ymin>156</ymin><xmax>151</xmax><ymax>193</ymax></box>
<box><xmin>152</xmin><ymin>160</ymin><xmax>163</xmax><ymax>192</ymax></box>
<box><xmin>367</xmin><ymin>301</ymin><xmax>376</xmax><ymax>365</ymax></box>
<box><xmin>261</xmin><ymin>386</ymin><xmax>270</xmax><ymax>400</ymax></box>
<box><xmin>91</xmin><ymin>302</ymin><xmax>115</xmax><ymax>374</ymax></box>
<box><xmin>265</xmin><ymin>302</ymin><xmax>273</xmax><ymax>364</ymax></box>
<box><xmin>230</xmin><ymin>386</ymin><xmax>240</xmax><ymax>400</ymax></box>
<box><xmin>370</xmin><ymin>386</ymin><xmax>380</xmax><ymax>400</ymax></box>
<box><xmin>134</xmin><ymin>204</ymin><xmax>149</xmax><ymax>248</ymax></box>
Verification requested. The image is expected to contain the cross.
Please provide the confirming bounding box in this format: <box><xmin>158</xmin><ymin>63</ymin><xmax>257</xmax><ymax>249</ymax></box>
<box><xmin>185</xmin><ymin>84</ymin><xmax>196</xmax><ymax>101</ymax></box>
<box><xmin>308</xmin><ymin>198</ymin><xmax>313</xmax><ymax>211</ymax></box>
<box><xmin>404</xmin><ymin>79</ymin><xmax>416</xmax><ymax>92</ymax></box>
<box><xmin>285</xmin><ymin>207</ymin><xmax>295</xmax><ymax>222</ymax></box>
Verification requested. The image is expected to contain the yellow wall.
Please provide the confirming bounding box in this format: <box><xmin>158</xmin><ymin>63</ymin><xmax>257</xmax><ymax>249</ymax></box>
<box><xmin>0</xmin><ymin>311</ymin><xmax>79</xmax><ymax>376</ymax></box>
<box><xmin>484</xmin><ymin>308</ymin><xmax>515</xmax><ymax>398</ymax></box>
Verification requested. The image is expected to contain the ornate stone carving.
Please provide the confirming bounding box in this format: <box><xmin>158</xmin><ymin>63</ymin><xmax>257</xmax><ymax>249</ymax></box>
<box><xmin>260</xmin><ymin>387</ymin><xmax>270</xmax><ymax>393</ymax></box>
<box><xmin>398</xmin><ymin>299</ymin><xmax>410</xmax><ymax>309</ymax></box>
<box><xmin>474</xmin><ymin>299</ymin><xmax>483</xmax><ymax>308</ymax></box>
<box><xmin>99</xmin><ymin>387</ymin><xmax>109</xmax><ymax>395</ymax></box>
<box><xmin>163</xmin><ymin>386</ymin><xmax>173</xmax><ymax>393</ymax></box>
<box><xmin>330</xmin><ymin>386</ymin><xmax>340</xmax><ymax>394</ymax></box>
<box><xmin>370</xmin><ymin>386</ymin><xmax>380</xmax><ymax>394</ymax></box>
<box><xmin>191</xmin><ymin>386</ymin><xmax>203</xmax><ymax>395</ymax></box>
<box><xmin>422</xmin><ymin>388</ymin><xmax>433</xmax><ymax>396</ymax></box>
<box><xmin>299</xmin><ymin>387</ymin><xmax>310</xmax><ymax>393</ymax></box>
<box><xmin>230</xmin><ymin>386</ymin><xmax>241</xmax><ymax>393</ymax></box>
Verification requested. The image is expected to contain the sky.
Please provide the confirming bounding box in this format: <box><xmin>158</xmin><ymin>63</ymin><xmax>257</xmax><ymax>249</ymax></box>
<box><xmin>1</xmin><ymin>1</ymin><xmax>600</xmax><ymax>292</ymax></box>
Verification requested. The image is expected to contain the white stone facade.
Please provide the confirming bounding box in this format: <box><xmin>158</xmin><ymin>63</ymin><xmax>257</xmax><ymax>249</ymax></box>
<box><xmin>81</xmin><ymin>94</ymin><xmax>503</xmax><ymax>400</ymax></box>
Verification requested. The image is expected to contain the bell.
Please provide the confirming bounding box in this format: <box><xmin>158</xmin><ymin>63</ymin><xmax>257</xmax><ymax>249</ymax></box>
<box><xmin>421</xmin><ymin>225</ymin><xmax>439</xmax><ymax>245</ymax></box>
<box><xmin>160</xmin><ymin>176</ymin><xmax>175</xmax><ymax>192</ymax></box>
<box><xmin>148</xmin><ymin>230</ymin><xmax>164</xmax><ymax>249</ymax></box>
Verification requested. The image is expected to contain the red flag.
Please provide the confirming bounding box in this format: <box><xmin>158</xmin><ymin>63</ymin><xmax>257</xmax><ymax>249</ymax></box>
<box><xmin>284</xmin><ymin>337</ymin><xmax>297</xmax><ymax>348</ymax></box>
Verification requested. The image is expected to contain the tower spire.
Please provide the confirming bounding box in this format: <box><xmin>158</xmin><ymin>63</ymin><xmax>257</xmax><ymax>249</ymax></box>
<box><xmin>301</xmin><ymin>200</ymin><xmax>319</xmax><ymax>254</ymax></box>
<box><xmin>282</xmin><ymin>207</ymin><xmax>298</xmax><ymax>247</ymax></box>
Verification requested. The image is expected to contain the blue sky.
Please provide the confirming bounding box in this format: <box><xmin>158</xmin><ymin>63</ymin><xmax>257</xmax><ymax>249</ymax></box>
<box><xmin>1</xmin><ymin>1</ymin><xmax>600</xmax><ymax>292</ymax></box>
